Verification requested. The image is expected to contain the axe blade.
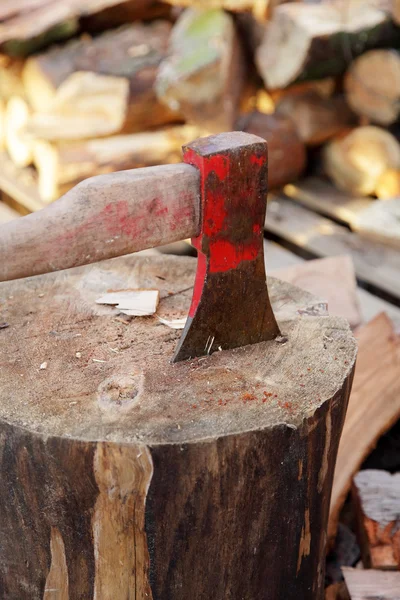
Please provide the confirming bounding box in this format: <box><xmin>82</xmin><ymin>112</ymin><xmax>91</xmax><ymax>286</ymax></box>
<box><xmin>173</xmin><ymin>131</ymin><xmax>280</xmax><ymax>363</ymax></box>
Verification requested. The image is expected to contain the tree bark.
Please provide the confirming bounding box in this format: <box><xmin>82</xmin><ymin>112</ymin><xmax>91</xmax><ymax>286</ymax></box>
<box><xmin>155</xmin><ymin>8</ymin><xmax>245</xmax><ymax>131</ymax></box>
<box><xmin>22</xmin><ymin>22</ymin><xmax>179</xmax><ymax>134</ymax></box>
<box><xmin>345</xmin><ymin>49</ymin><xmax>400</xmax><ymax>126</ymax></box>
<box><xmin>0</xmin><ymin>253</ymin><xmax>356</xmax><ymax>599</ymax></box>
<box><xmin>236</xmin><ymin>110</ymin><xmax>306</xmax><ymax>188</ymax></box>
<box><xmin>256</xmin><ymin>3</ymin><xmax>398</xmax><ymax>89</ymax></box>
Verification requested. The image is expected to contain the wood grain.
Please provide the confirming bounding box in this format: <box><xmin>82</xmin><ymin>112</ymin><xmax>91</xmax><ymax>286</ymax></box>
<box><xmin>342</xmin><ymin>567</ymin><xmax>400</xmax><ymax>599</ymax></box>
<box><xmin>0</xmin><ymin>253</ymin><xmax>356</xmax><ymax>599</ymax></box>
<box><xmin>329</xmin><ymin>313</ymin><xmax>400</xmax><ymax>542</ymax></box>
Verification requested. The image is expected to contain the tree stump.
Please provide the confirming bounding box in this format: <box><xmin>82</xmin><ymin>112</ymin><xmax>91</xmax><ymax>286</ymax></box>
<box><xmin>0</xmin><ymin>253</ymin><xmax>356</xmax><ymax>599</ymax></box>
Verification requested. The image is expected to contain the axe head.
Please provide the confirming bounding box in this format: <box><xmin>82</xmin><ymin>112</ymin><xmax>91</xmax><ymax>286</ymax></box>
<box><xmin>173</xmin><ymin>131</ymin><xmax>280</xmax><ymax>362</ymax></box>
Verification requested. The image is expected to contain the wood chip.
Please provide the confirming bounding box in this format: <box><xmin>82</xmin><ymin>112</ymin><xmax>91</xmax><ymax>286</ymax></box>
<box><xmin>0</xmin><ymin>322</ymin><xmax>9</xmax><ymax>330</ymax></box>
<box><xmin>157</xmin><ymin>316</ymin><xmax>187</xmax><ymax>330</ymax></box>
<box><xmin>39</xmin><ymin>361</ymin><xmax>47</xmax><ymax>370</ymax></box>
<box><xmin>96</xmin><ymin>289</ymin><xmax>160</xmax><ymax>317</ymax></box>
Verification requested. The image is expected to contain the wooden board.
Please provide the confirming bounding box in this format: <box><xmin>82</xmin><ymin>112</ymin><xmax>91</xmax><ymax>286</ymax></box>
<box><xmin>329</xmin><ymin>313</ymin><xmax>400</xmax><ymax>542</ymax></box>
<box><xmin>264</xmin><ymin>242</ymin><xmax>400</xmax><ymax>330</ymax></box>
<box><xmin>342</xmin><ymin>567</ymin><xmax>400</xmax><ymax>599</ymax></box>
<box><xmin>266</xmin><ymin>194</ymin><xmax>400</xmax><ymax>300</ymax></box>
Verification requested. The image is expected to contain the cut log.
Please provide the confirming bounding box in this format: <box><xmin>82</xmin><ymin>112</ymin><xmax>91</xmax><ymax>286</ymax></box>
<box><xmin>345</xmin><ymin>50</ymin><xmax>400</xmax><ymax>126</ymax></box>
<box><xmin>22</xmin><ymin>22</ymin><xmax>178</xmax><ymax>133</ymax></box>
<box><xmin>0</xmin><ymin>99</ymin><xmax>5</xmax><ymax>151</ymax></box>
<box><xmin>323</xmin><ymin>127</ymin><xmax>400</xmax><ymax>196</ymax></box>
<box><xmin>376</xmin><ymin>169</ymin><xmax>400</xmax><ymax>199</ymax></box>
<box><xmin>256</xmin><ymin>3</ymin><xmax>397</xmax><ymax>89</ymax></box>
<box><xmin>155</xmin><ymin>9</ymin><xmax>245</xmax><ymax>131</ymax></box>
<box><xmin>0</xmin><ymin>0</ymin><xmax>170</xmax><ymax>56</ymax></box>
<box><xmin>163</xmin><ymin>0</ymin><xmax>268</xmax><ymax>17</ymax></box>
<box><xmin>32</xmin><ymin>125</ymin><xmax>199</xmax><ymax>202</ymax></box>
<box><xmin>5</xmin><ymin>96</ymin><xmax>33</xmax><ymax>167</ymax></box>
<box><xmin>352</xmin><ymin>470</ymin><xmax>400</xmax><ymax>569</ymax></box>
<box><xmin>342</xmin><ymin>567</ymin><xmax>400</xmax><ymax>599</ymax></box>
<box><xmin>23</xmin><ymin>72</ymin><xmax>130</xmax><ymax>140</ymax></box>
<box><xmin>352</xmin><ymin>198</ymin><xmax>400</xmax><ymax>250</ymax></box>
<box><xmin>272</xmin><ymin>255</ymin><xmax>362</xmax><ymax>329</ymax></box>
<box><xmin>0</xmin><ymin>252</ymin><xmax>356</xmax><ymax>599</ymax></box>
<box><xmin>329</xmin><ymin>313</ymin><xmax>400</xmax><ymax>543</ymax></box>
<box><xmin>236</xmin><ymin>111</ymin><xmax>306</xmax><ymax>188</ymax></box>
<box><xmin>0</xmin><ymin>56</ymin><xmax>24</xmax><ymax>100</ymax></box>
<box><xmin>276</xmin><ymin>91</ymin><xmax>356</xmax><ymax>146</ymax></box>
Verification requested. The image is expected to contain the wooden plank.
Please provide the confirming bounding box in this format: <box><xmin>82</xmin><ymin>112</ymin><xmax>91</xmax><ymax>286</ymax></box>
<box><xmin>283</xmin><ymin>177</ymin><xmax>371</xmax><ymax>227</ymax></box>
<box><xmin>266</xmin><ymin>194</ymin><xmax>400</xmax><ymax>300</ymax></box>
<box><xmin>352</xmin><ymin>470</ymin><xmax>400</xmax><ymax>569</ymax></box>
<box><xmin>0</xmin><ymin>152</ymin><xmax>45</xmax><ymax>213</ymax></box>
<box><xmin>264</xmin><ymin>242</ymin><xmax>400</xmax><ymax>330</ymax></box>
<box><xmin>329</xmin><ymin>313</ymin><xmax>400</xmax><ymax>542</ymax></box>
<box><xmin>342</xmin><ymin>567</ymin><xmax>400</xmax><ymax>599</ymax></box>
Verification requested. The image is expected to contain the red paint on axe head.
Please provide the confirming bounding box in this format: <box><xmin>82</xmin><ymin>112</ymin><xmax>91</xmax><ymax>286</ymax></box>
<box><xmin>173</xmin><ymin>131</ymin><xmax>280</xmax><ymax>362</ymax></box>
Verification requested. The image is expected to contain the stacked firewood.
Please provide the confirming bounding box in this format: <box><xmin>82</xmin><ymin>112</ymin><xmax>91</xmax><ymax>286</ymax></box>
<box><xmin>1</xmin><ymin>0</ymin><xmax>400</xmax><ymax>204</ymax></box>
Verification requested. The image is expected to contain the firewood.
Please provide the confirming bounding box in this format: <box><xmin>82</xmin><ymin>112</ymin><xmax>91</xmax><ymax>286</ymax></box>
<box><xmin>376</xmin><ymin>169</ymin><xmax>400</xmax><ymax>199</ymax></box>
<box><xmin>163</xmin><ymin>0</ymin><xmax>268</xmax><ymax>17</ymax></box>
<box><xmin>0</xmin><ymin>56</ymin><xmax>24</xmax><ymax>100</ymax></box>
<box><xmin>325</xmin><ymin>582</ymin><xmax>350</xmax><ymax>600</ymax></box>
<box><xmin>329</xmin><ymin>313</ymin><xmax>400</xmax><ymax>543</ymax></box>
<box><xmin>352</xmin><ymin>470</ymin><xmax>400</xmax><ymax>569</ymax></box>
<box><xmin>33</xmin><ymin>125</ymin><xmax>199</xmax><ymax>202</ymax></box>
<box><xmin>236</xmin><ymin>111</ymin><xmax>306</xmax><ymax>188</ymax></box>
<box><xmin>391</xmin><ymin>0</ymin><xmax>400</xmax><ymax>25</ymax></box>
<box><xmin>23</xmin><ymin>72</ymin><xmax>130</xmax><ymax>141</ymax></box>
<box><xmin>323</xmin><ymin>127</ymin><xmax>400</xmax><ymax>196</ymax></box>
<box><xmin>276</xmin><ymin>91</ymin><xmax>356</xmax><ymax>146</ymax></box>
<box><xmin>256</xmin><ymin>3</ymin><xmax>397</xmax><ymax>89</ymax></box>
<box><xmin>345</xmin><ymin>50</ymin><xmax>400</xmax><ymax>125</ymax></box>
<box><xmin>0</xmin><ymin>99</ymin><xmax>5</xmax><ymax>151</ymax></box>
<box><xmin>342</xmin><ymin>567</ymin><xmax>400</xmax><ymax>599</ymax></box>
<box><xmin>156</xmin><ymin>9</ymin><xmax>245</xmax><ymax>131</ymax></box>
<box><xmin>0</xmin><ymin>0</ymin><xmax>169</xmax><ymax>56</ymax></box>
<box><xmin>5</xmin><ymin>96</ymin><xmax>33</xmax><ymax>167</ymax></box>
<box><xmin>22</xmin><ymin>22</ymin><xmax>178</xmax><ymax>134</ymax></box>
<box><xmin>0</xmin><ymin>251</ymin><xmax>356</xmax><ymax>599</ymax></box>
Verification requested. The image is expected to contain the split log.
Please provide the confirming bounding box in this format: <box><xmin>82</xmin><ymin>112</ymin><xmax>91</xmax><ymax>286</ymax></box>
<box><xmin>22</xmin><ymin>22</ymin><xmax>179</xmax><ymax>134</ymax></box>
<box><xmin>325</xmin><ymin>582</ymin><xmax>351</xmax><ymax>600</ymax></box>
<box><xmin>0</xmin><ymin>56</ymin><xmax>24</xmax><ymax>100</ymax></box>
<box><xmin>236</xmin><ymin>111</ymin><xmax>306</xmax><ymax>188</ymax></box>
<box><xmin>5</xmin><ymin>96</ymin><xmax>33</xmax><ymax>167</ymax></box>
<box><xmin>155</xmin><ymin>9</ymin><xmax>245</xmax><ymax>131</ymax></box>
<box><xmin>0</xmin><ymin>99</ymin><xmax>5</xmax><ymax>150</ymax></box>
<box><xmin>0</xmin><ymin>251</ymin><xmax>356</xmax><ymax>599</ymax></box>
<box><xmin>329</xmin><ymin>313</ymin><xmax>400</xmax><ymax>543</ymax></box>
<box><xmin>345</xmin><ymin>50</ymin><xmax>400</xmax><ymax>126</ymax></box>
<box><xmin>375</xmin><ymin>169</ymin><xmax>400</xmax><ymax>199</ymax></box>
<box><xmin>256</xmin><ymin>3</ymin><xmax>397</xmax><ymax>89</ymax></box>
<box><xmin>352</xmin><ymin>470</ymin><xmax>400</xmax><ymax>569</ymax></box>
<box><xmin>33</xmin><ymin>125</ymin><xmax>199</xmax><ymax>202</ymax></box>
<box><xmin>0</xmin><ymin>0</ymin><xmax>170</xmax><ymax>56</ymax></box>
<box><xmin>352</xmin><ymin>198</ymin><xmax>400</xmax><ymax>250</ymax></box>
<box><xmin>323</xmin><ymin>127</ymin><xmax>400</xmax><ymax>196</ymax></box>
<box><xmin>342</xmin><ymin>567</ymin><xmax>400</xmax><ymax>599</ymax></box>
<box><xmin>276</xmin><ymin>91</ymin><xmax>356</xmax><ymax>146</ymax></box>
<box><xmin>163</xmin><ymin>0</ymin><xmax>269</xmax><ymax>18</ymax></box>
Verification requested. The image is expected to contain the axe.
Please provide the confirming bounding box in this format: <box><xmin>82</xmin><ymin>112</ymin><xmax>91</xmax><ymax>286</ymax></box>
<box><xmin>0</xmin><ymin>131</ymin><xmax>280</xmax><ymax>361</ymax></box>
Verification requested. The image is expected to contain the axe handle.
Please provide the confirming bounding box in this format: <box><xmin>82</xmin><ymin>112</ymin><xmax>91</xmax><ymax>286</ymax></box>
<box><xmin>0</xmin><ymin>163</ymin><xmax>200</xmax><ymax>283</ymax></box>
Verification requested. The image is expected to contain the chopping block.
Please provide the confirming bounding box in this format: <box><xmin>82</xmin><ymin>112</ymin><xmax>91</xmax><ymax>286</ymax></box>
<box><xmin>0</xmin><ymin>133</ymin><xmax>356</xmax><ymax>599</ymax></box>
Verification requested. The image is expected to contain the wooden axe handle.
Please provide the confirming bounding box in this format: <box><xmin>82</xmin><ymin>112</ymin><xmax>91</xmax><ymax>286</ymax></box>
<box><xmin>0</xmin><ymin>163</ymin><xmax>200</xmax><ymax>282</ymax></box>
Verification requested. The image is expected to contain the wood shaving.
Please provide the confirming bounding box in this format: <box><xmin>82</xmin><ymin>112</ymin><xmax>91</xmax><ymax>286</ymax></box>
<box><xmin>96</xmin><ymin>289</ymin><xmax>160</xmax><ymax>316</ymax></box>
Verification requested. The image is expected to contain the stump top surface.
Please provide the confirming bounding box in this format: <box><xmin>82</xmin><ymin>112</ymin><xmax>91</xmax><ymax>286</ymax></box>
<box><xmin>0</xmin><ymin>254</ymin><xmax>356</xmax><ymax>445</ymax></box>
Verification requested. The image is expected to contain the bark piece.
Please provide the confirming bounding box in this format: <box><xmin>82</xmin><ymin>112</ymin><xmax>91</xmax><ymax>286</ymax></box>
<box><xmin>342</xmin><ymin>567</ymin><xmax>400</xmax><ymax>599</ymax></box>
<box><xmin>329</xmin><ymin>313</ymin><xmax>400</xmax><ymax>542</ymax></box>
<box><xmin>256</xmin><ymin>3</ymin><xmax>397</xmax><ymax>89</ymax></box>
<box><xmin>156</xmin><ymin>8</ymin><xmax>245</xmax><ymax>131</ymax></box>
<box><xmin>323</xmin><ymin>127</ymin><xmax>400</xmax><ymax>196</ymax></box>
<box><xmin>0</xmin><ymin>252</ymin><xmax>356</xmax><ymax>599</ymax></box>
<box><xmin>276</xmin><ymin>91</ymin><xmax>356</xmax><ymax>146</ymax></box>
<box><xmin>236</xmin><ymin>111</ymin><xmax>306</xmax><ymax>188</ymax></box>
<box><xmin>345</xmin><ymin>50</ymin><xmax>400</xmax><ymax>126</ymax></box>
<box><xmin>32</xmin><ymin>125</ymin><xmax>198</xmax><ymax>202</ymax></box>
<box><xmin>22</xmin><ymin>21</ymin><xmax>178</xmax><ymax>133</ymax></box>
<box><xmin>352</xmin><ymin>470</ymin><xmax>400</xmax><ymax>569</ymax></box>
